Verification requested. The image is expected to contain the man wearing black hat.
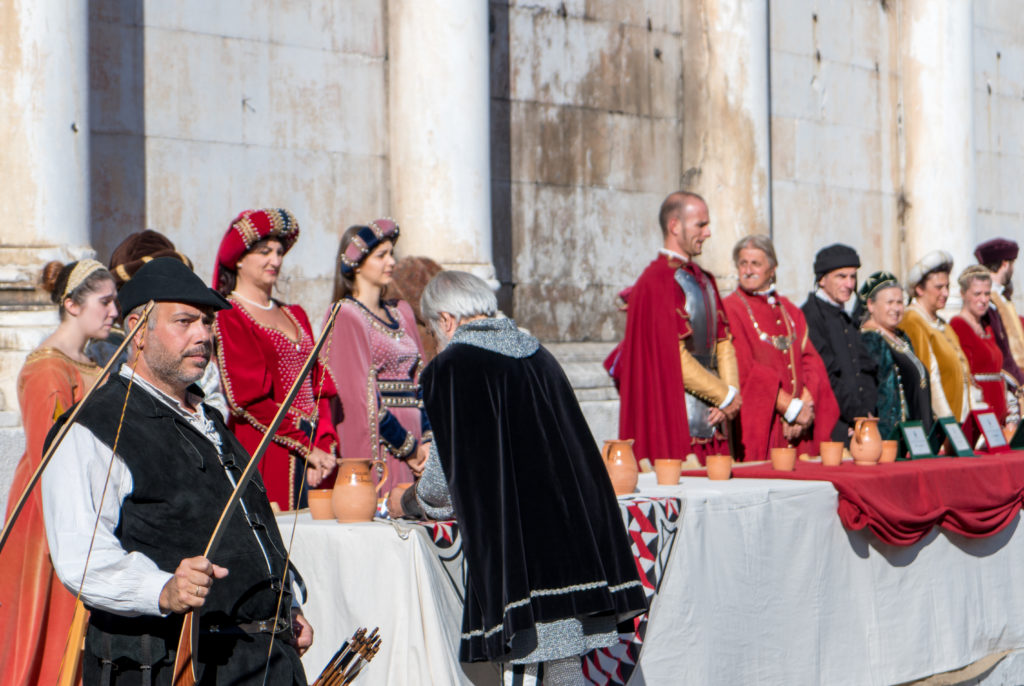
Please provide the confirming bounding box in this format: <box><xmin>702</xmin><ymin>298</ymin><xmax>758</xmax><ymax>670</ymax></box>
<box><xmin>41</xmin><ymin>258</ymin><xmax>312</xmax><ymax>684</ymax></box>
<box><xmin>975</xmin><ymin>238</ymin><xmax>1024</xmax><ymax>386</ymax></box>
<box><xmin>801</xmin><ymin>244</ymin><xmax>879</xmax><ymax>442</ymax></box>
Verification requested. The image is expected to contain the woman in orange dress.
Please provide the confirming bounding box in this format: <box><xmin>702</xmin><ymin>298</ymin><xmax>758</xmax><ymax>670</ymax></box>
<box><xmin>0</xmin><ymin>259</ymin><xmax>118</xmax><ymax>686</ymax></box>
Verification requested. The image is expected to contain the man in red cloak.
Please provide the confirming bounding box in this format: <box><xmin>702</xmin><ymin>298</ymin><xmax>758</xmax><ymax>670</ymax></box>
<box><xmin>605</xmin><ymin>191</ymin><xmax>741</xmax><ymax>466</ymax></box>
<box><xmin>723</xmin><ymin>235</ymin><xmax>840</xmax><ymax>460</ymax></box>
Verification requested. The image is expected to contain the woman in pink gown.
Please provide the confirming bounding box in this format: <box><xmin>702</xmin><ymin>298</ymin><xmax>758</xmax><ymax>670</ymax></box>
<box><xmin>324</xmin><ymin>219</ymin><xmax>431</xmax><ymax>494</ymax></box>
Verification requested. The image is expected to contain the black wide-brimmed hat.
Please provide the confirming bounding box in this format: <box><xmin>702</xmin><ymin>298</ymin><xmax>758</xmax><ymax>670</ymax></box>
<box><xmin>118</xmin><ymin>257</ymin><xmax>231</xmax><ymax>314</ymax></box>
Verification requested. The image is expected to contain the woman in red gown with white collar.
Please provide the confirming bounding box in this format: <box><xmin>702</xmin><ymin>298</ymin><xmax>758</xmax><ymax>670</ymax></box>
<box><xmin>212</xmin><ymin>208</ymin><xmax>338</xmax><ymax>510</ymax></box>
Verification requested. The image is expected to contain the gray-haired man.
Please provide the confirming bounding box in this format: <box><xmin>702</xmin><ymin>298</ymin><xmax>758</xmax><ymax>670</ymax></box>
<box><xmin>391</xmin><ymin>271</ymin><xmax>646</xmax><ymax>686</ymax></box>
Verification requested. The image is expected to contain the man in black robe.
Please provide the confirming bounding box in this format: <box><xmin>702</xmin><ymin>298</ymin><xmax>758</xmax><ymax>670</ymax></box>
<box><xmin>391</xmin><ymin>271</ymin><xmax>647</xmax><ymax>685</ymax></box>
<box><xmin>42</xmin><ymin>258</ymin><xmax>311</xmax><ymax>685</ymax></box>
<box><xmin>801</xmin><ymin>244</ymin><xmax>879</xmax><ymax>442</ymax></box>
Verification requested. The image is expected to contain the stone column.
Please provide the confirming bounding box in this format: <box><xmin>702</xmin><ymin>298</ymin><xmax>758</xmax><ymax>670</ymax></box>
<box><xmin>0</xmin><ymin>0</ymin><xmax>91</xmax><ymax>511</ymax></box>
<box><xmin>387</xmin><ymin>0</ymin><xmax>494</xmax><ymax>282</ymax></box>
<box><xmin>681</xmin><ymin>0</ymin><xmax>772</xmax><ymax>290</ymax></box>
<box><xmin>900</xmin><ymin>0</ymin><xmax>975</xmax><ymax>302</ymax></box>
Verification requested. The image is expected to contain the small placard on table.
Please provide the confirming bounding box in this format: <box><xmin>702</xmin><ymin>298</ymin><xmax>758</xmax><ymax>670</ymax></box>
<box><xmin>962</xmin><ymin>410</ymin><xmax>1010</xmax><ymax>453</ymax></box>
<box><xmin>929</xmin><ymin>416</ymin><xmax>974</xmax><ymax>457</ymax></box>
<box><xmin>897</xmin><ymin>421</ymin><xmax>934</xmax><ymax>460</ymax></box>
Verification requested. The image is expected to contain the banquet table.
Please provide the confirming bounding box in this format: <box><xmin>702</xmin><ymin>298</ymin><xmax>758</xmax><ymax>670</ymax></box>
<box><xmin>279</xmin><ymin>468</ymin><xmax>1024</xmax><ymax>685</ymax></box>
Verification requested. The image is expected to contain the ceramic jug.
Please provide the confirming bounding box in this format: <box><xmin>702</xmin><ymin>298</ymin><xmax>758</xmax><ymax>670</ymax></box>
<box><xmin>850</xmin><ymin>417</ymin><xmax>883</xmax><ymax>465</ymax></box>
<box><xmin>333</xmin><ymin>458</ymin><xmax>389</xmax><ymax>522</ymax></box>
<box><xmin>602</xmin><ymin>439</ymin><xmax>638</xmax><ymax>496</ymax></box>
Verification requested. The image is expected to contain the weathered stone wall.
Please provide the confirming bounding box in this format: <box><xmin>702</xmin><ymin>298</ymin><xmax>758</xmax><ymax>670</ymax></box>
<box><xmin>5</xmin><ymin>1</ymin><xmax>1024</xmax><ymax>510</ymax></box>
<box><xmin>496</xmin><ymin>1</ymin><xmax>683</xmax><ymax>342</ymax></box>
<box><xmin>90</xmin><ymin>0</ymin><xmax>391</xmax><ymax>325</ymax></box>
<box><xmin>767</xmin><ymin>0</ymin><xmax>903</xmax><ymax>300</ymax></box>
<box><xmin>974</xmin><ymin>2</ymin><xmax>1024</xmax><ymax>249</ymax></box>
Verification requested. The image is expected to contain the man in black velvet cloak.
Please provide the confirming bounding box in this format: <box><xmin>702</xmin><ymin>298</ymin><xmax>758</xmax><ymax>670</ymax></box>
<box><xmin>392</xmin><ymin>271</ymin><xmax>647</xmax><ymax>685</ymax></box>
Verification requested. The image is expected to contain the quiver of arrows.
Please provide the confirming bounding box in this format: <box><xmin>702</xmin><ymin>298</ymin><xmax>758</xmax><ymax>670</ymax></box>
<box><xmin>313</xmin><ymin>626</ymin><xmax>382</xmax><ymax>685</ymax></box>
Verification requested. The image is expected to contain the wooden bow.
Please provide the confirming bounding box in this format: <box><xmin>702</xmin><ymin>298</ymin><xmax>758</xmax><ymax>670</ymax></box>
<box><xmin>0</xmin><ymin>301</ymin><xmax>155</xmax><ymax>556</ymax></box>
<box><xmin>172</xmin><ymin>300</ymin><xmax>343</xmax><ymax>685</ymax></box>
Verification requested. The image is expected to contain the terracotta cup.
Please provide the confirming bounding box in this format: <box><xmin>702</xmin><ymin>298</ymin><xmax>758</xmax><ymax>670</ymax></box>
<box><xmin>820</xmin><ymin>441</ymin><xmax>843</xmax><ymax>467</ymax></box>
<box><xmin>307</xmin><ymin>489</ymin><xmax>334</xmax><ymax>520</ymax></box>
<box><xmin>706</xmin><ymin>454</ymin><xmax>732</xmax><ymax>480</ymax></box>
<box><xmin>770</xmin><ymin>447</ymin><xmax>797</xmax><ymax>471</ymax></box>
<box><xmin>879</xmin><ymin>440</ymin><xmax>898</xmax><ymax>463</ymax></box>
<box><xmin>654</xmin><ymin>459</ymin><xmax>684</xmax><ymax>485</ymax></box>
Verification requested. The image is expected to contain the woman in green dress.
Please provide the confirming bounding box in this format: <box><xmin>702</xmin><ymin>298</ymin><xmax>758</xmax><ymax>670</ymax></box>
<box><xmin>859</xmin><ymin>271</ymin><xmax>933</xmax><ymax>439</ymax></box>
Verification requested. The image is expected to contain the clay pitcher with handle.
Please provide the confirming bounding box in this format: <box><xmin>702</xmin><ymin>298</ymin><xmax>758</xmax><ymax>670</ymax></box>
<box><xmin>602</xmin><ymin>439</ymin><xmax>638</xmax><ymax>496</ymax></box>
<box><xmin>850</xmin><ymin>417</ymin><xmax>883</xmax><ymax>465</ymax></box>
<box><xmin>333</xmin><ymin>458</ymin><xmax>389</xmax><ymax>522</ymax></box>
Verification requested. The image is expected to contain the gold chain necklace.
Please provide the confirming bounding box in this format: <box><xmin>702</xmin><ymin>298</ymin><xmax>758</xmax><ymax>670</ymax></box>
<box><xmin>739</xmin><ymin>290</ymin><xmax>795</xmax><ymax>351</ymax></box>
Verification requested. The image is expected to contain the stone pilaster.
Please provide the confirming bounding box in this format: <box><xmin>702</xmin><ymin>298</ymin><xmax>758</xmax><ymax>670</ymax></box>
<box><xmin>681</xmin><ymin>0</ymin><xmax>772</xmax><ymax>291</ymax></box>
<box><xmin>900</xmin><ymin>0</ymin><xmax>975</xmax><ymax>303</ymax></box>
<box><xmin>387</xmin><ymin>0</ymin><xmax>495</xmax><ymax>282</ymax></box>
<box><xmin>0</xmin><ymin>0</ymin><xmax>92</xmax><ymax>514</ymax></box>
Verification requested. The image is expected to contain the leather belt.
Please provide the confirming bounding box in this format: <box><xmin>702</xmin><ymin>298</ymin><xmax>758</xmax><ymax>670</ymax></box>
<box><xmin>205</xmin><ymin>616</ymin><xmax>291</xmax><ymax>635</ymax></box>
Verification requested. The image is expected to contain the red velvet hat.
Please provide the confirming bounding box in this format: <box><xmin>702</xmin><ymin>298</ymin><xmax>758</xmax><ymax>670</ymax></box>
<box><xmin>213</xmin><ymin>208</ymin><xmax>300</xmax><ymax>287</ymax></box>
<box><xmin>974</xmin><ymin>238</ymin><xmax>1019</xmax><ymax>265</ymax></box>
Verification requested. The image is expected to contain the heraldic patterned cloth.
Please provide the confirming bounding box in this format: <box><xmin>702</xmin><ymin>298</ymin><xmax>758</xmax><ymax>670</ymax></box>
<box><xmin>416</xmin><ymin>494</ymin><xmax>683</xmax><ymax>685</ymax></box>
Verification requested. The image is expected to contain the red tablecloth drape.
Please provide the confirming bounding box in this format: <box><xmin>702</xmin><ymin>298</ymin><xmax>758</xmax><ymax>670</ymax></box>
<box><xmin>684</xmin><ymin>452</ymin><xmax>1024</xmax><ymax>545</ymax></box>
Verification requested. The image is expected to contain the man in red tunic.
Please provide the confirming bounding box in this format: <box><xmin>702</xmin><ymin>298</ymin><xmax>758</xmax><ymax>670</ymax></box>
<box><xmin>723</xmin><ymin>235</ymin><xmax>840</xmax><ymax>460</ymax></box>
<box><xmin>605</xmin><ymin>191</ymin><xmax>741</xmax><ymax>466</ymax></box>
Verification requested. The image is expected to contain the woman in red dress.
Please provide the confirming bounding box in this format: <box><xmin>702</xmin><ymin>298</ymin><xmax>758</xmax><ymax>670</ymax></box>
<box><xmin>0</xmin><ymin>259</ymin><xmax>118</xmax><ymax>685</ymax></box>
<box><xmin>213</xmin><ymin>208</ymin><xmax>338</xmax><ymax>510</ymax></box>
<box><xmin>722</xmin><ymin>235</ymin><xmax>839</xmax><ymax>460</ymax></box>
<box><xmin>950</xmin><ymin>265</ymin><xmax>1013</xmax><ymax>425</ymax></box>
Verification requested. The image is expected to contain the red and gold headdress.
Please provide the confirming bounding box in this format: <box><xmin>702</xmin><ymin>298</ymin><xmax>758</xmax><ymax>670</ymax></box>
<box><xmin>213</xmin><ymin>208</ymin><xmax>300</xmax><ymax>286</ymax></box>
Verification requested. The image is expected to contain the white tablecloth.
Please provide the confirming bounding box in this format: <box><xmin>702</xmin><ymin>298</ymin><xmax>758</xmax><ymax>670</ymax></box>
<box><xmin>277</xmin><ymin>516</ymin><xmax>479</xmax><ymax>684</ymax></box>
<box><xmin>636</xmin><ymin>473</ymin><xmax>1024</xmax><ymax>685</ymax></box>
<box><xmin>280</xmin><ymin>473</ymin><xmax>1024</xmax><ymax>685</ymax></box>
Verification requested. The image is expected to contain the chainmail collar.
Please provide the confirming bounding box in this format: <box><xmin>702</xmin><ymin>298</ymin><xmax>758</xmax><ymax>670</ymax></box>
<box><xmin>450</xmin><ymin>317</ymin><xmax>540</xmax><ymax>359</ymax></box>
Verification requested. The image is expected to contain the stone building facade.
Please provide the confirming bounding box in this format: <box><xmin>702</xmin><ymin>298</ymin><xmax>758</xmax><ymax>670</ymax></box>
<box><xmin>2</xmin><ymin>0</ymin><xmax>1023</xmax><ymax>509</ymax></box>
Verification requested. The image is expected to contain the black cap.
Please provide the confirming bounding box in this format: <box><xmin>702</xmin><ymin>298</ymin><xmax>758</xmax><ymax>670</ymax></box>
<box><xmin>813</xmin><ymin>243</ymin><xmax>861</xmax><ymax>280</ymax></box>
<box><xmin>118</xmin><ymin>257</ymin><xmax>232</xmax><ymax>314</ymax></box>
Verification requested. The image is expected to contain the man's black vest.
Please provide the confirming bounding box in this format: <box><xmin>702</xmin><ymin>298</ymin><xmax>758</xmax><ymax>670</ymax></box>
<box><xmin>47</xmin><ymin>374</ymin><xmax>294</xmax><ymax>665</ymax></box>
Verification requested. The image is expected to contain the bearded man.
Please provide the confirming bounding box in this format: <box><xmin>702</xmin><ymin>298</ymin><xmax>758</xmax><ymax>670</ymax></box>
<box><xmin>975</xmin><ymin>238</ymin><xmax>1024</xmax><ymax>386</ymax></box>
<box><xmin>605</xmin><ymin>190</ymin><xmax>742</xmax><ymax>466</ymax></box>
<box><xmin>41</xmin><ymin>258</ymin><xmax>312</xmax><ymax>685</ymax></box>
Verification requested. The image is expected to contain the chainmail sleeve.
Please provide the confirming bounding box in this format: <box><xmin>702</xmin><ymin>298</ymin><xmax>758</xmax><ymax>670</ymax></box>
<box><xmin>414</xmin><ymin>440</ymin><xmax>454</xmax><ymax>520</ymax></box>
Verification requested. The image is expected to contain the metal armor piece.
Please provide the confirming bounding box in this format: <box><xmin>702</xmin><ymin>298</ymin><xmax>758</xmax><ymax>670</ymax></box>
<box><xmin>674</xmin><ymin>267</ymin><xmax>720</xmax><ymax>439</ymax></box>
